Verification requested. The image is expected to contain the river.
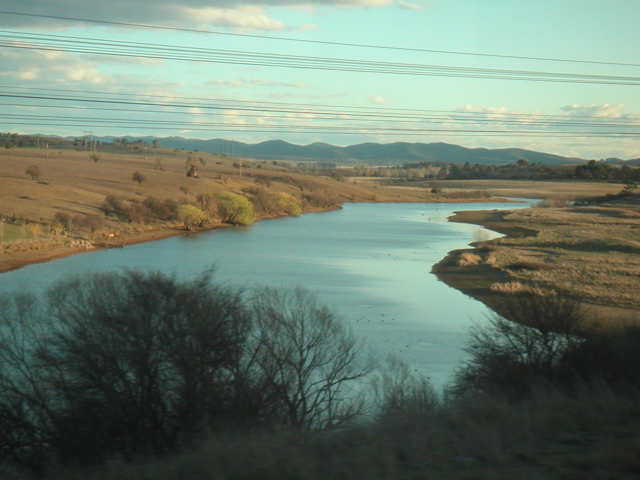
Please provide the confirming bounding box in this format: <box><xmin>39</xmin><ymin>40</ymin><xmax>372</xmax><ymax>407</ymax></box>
<box><xmin>0</xmin><ymin>201</ymin><xmax>530</xmax><ymax>389</ymax></box>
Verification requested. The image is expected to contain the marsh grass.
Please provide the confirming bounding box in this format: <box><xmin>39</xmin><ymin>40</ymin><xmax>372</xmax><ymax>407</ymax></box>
<box><xmin>457</xmin><ymin>252</ymin><xmax>482</xmax><ymax>266</ymax></box>
<box><xmin>487</xmin><ymin>199</ymin><xmax>640</xmax><ymax>311</ymax></box>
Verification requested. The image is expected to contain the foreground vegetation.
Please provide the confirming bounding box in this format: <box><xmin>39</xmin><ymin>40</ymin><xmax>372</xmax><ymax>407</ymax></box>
<box><xmin>0</xmin><ymin>271</ymin><xmax>639</xmax><ymax>479</ymax></box>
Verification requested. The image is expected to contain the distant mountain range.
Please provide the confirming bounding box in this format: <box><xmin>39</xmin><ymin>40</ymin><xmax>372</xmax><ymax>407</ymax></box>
<box><xmin>91</xmin><ymin>136</ymin><xmax>640</xmax><ymax>166</ymax></box>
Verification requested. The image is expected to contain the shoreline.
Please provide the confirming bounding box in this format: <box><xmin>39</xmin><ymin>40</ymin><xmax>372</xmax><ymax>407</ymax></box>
<box><xmin>0</xmin><ymin>200</ymin><xmax>506</xmax><ymax>276</ymax></box>
<box><xmin>0</xmin><ymin>206</ymin><xmax>344</xmax><ymax>275</ymax></box>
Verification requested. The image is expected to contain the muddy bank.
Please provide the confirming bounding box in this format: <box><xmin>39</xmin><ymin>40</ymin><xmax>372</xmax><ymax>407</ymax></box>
<box><xmin>0</xmin><ymin>223</ymin><xmax>234</xmax><ymax>275</ymax></box>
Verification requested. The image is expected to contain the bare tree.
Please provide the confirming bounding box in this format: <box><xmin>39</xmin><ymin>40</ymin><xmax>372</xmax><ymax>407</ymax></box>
<box><xmin>248</xmin><ymin>286</ymin><xmax>372</xmax><ymax>434</ymax></box>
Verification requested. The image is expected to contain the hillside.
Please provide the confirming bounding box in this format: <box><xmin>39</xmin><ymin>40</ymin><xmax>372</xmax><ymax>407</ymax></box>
<box><xmin>0</xmin><ymin>144</ymin><xmax>452</xmax><ymax>273</ymax></box>
<box><xmin>90</xmin><ymin>136</ymin><xmax>588</xmax><ymax>166</ymax></box>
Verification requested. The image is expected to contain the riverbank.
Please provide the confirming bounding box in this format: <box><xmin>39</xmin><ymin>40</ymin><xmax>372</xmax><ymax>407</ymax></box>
<box><xmin>432</xmin><ymin>198</ymin><xmax>640</xmax><ymax>326</ymax></box>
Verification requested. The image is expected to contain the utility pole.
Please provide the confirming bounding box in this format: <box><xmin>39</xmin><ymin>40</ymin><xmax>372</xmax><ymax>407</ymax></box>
<box><xmin>83</xmin><ymin>131</ymin><xmax>93</xmax><ymax>158</ymax></box>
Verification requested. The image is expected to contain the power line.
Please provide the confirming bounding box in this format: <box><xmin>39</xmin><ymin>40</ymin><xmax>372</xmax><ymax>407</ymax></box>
<box><xmin>3</xmin><ymin>101</ymin><xmax>638</xmax><ymax>130</ymax></box>
<box><xmin>1</xmin><ymin>9</ymin><xmax>639</xmax><ymax>69</ymax></box>
<box><xmin>1</xmin><ymin>85</ymin><xmax>638</xmax><ymax>140</ymax></box>
<box><xmin>1</xmin><ymin>85</ymin><xmax>636</xmax><ymax>124</ymax></box>
<box><xmin>3</xmin><ymin>30</ymin><xmax>640</xmax><ymax>86</ymax></box>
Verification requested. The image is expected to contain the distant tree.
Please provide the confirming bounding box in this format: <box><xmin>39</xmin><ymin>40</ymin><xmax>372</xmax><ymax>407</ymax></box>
<box><xmin>25</xmin><ymin>165</ymin><xmax>42</xmax><ymax>181</ymax></box>
<box><xmin>185</xmin><ymin>157</ymin><xmax>199</xmax><ymax>178</ymax></box>
<box><xmin>186</xmin><ymin>165</ymin><xmax>198</xmax><ymax>178</ymax></box>
<box><xmin>575</xmin><ymin>160</ymin><xmax>612</xmax><ymax>181</ymax></box>
<box><xmin>132</xmin><ymin>171</ymin><xmax>147</xmax><ymax>186</ymax></box>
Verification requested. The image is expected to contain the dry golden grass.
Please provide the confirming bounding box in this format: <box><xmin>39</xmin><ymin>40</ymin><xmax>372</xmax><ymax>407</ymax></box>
<box><xmin>436</xmin><ymin>179</ymin><xmax>622</xmax><ymax>200</ymax></box>
<box><xmin>457</xmin><ymin>252</ymin><xmax>482</xmax><ymax>266</ymax></box>
<box><xmin>483</xmin><ymin>200</ymin><xmax>640</xmax><ymax>312</ymax></box>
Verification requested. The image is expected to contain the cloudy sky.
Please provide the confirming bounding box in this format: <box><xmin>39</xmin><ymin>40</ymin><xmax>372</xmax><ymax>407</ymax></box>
<box><xmin>1</xmin><ymin>0</ymin><xmax>639</xmax><ymax>159</ymax></box>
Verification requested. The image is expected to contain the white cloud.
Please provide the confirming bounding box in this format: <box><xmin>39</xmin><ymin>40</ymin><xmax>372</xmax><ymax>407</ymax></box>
<box><xmin>561</xmin><ymin>104</ymin><xmax>626</xmax><ymax>118</ymax></box>
<box><xmin>397</xmin><ymin>1</ymin><xmax>425</xmax><ymax>11</ymax></box>
<box><xmin>206</xmin><ymin>77</ymin><xmax>306</xmax><ymax>88</ymax></box>
<box><xmin>0</xmin><ymin>47</ymin><xmax>110</xmax><ymax>85</ymax></box>
<box><xmin>181</xmin><ymin>7</ymin><xmax>287</xmax><ymax>31</ymax></box>
<box><xmin>0</xmin><ymin>0</ymin><xmax>395</xmax><ymax>32</ymax></box>
<box><xmin>368</xmin><ymin>96</ymin><xmax>387</xmax><ymax>104</ymax></box>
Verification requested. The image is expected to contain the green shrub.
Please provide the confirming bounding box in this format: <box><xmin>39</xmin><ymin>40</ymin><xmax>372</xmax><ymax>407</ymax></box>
<box><xmin>177</xmin><ymin>204</ymin><xmax>208</xmax><ymax>229</ymax></box>
<box><xmin>214</xmin><ymin>192</ymin><xmax>255</xmax><ymax>225</ymax></box>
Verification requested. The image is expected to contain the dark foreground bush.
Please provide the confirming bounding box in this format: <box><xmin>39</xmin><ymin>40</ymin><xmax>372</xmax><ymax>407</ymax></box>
<box><xmin>0</xmin><ymin>271</ymin><xmax>371</xmax><ymax>476</ymax></box>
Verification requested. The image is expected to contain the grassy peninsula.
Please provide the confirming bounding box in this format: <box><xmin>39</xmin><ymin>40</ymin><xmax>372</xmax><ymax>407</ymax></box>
<box><xmin>434</xmin><ymin>192</ymin><xmax>640</xmax><ymax>327</ymax></box>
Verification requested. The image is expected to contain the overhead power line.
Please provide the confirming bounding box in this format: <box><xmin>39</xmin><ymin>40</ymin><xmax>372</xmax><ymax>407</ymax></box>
<box><xmin>2</xmin><ymin>30</ymin><xmax>640</xmax><ymax>86</ymax></box>
<box><xmin>1</xmin><ymin>85</ymin><xmax>638</xmax><ymax>127</ymax></box>
<box><xmin>1</xmin><ymin>86</ymin><xmax>637</xmax><ymax>139</ymax></box>
<box><xmin>1</xmin><ymin>10</ymin><xmax>639</xmax><ymax>69</ymax></box>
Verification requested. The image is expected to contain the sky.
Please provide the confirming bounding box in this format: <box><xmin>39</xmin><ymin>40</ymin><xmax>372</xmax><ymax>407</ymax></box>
<box><xmin>0</xmin><ymin>0</ymin><xmax>639</xmax><ymax>159</ymax></box>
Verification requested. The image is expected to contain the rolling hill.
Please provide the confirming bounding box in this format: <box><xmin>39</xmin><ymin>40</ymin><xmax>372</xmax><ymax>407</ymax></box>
<box><xmin>93</xmin><ymin>137</ymin><xmax>589</xmax><ymax>166</ymax></box>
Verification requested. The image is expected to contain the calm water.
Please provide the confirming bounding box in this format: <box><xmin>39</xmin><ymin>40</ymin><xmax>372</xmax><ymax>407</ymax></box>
<box><xmin>0</xmin><ymin>201</ymin><xmax>530</xmax><ymax>389</ymax></box>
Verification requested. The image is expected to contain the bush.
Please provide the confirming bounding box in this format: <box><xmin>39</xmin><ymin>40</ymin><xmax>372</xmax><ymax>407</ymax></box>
<box><xmin>457</xmin><ymin>252</ymin><xmax>482</xmax><ymax>266</ymax></box>
<box><xmin>451</xmin><ymin>294</ymin><xmax>588</xmax><ymax>400</ymax></box>
<box><xmin>143</xmin><ymin>197</ymin><xmax>178</xmax><ymax>221</ymax></box>
<box><xmin>248</xmin><ymin>286</ymin><xmax>372</xmax><ymax>433</ymax></box>
<box><xmin>177</xmin><ymin>204</ymin><xmax>208</xmax><ymax>229</ymax></box>
<box><xmin>214</xmin><ymin>192</ymin><xmax>255</xmax><ymax>225</ymax></box>
<box><xmin>0</xmin><ymin>271</ymin><xmax>252</xmax><ymax>469</ymax></box>
<box><xmin>250</xmin><ymin>189</ymin><xmax>302</xmax><ymax>217</ymax></box>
